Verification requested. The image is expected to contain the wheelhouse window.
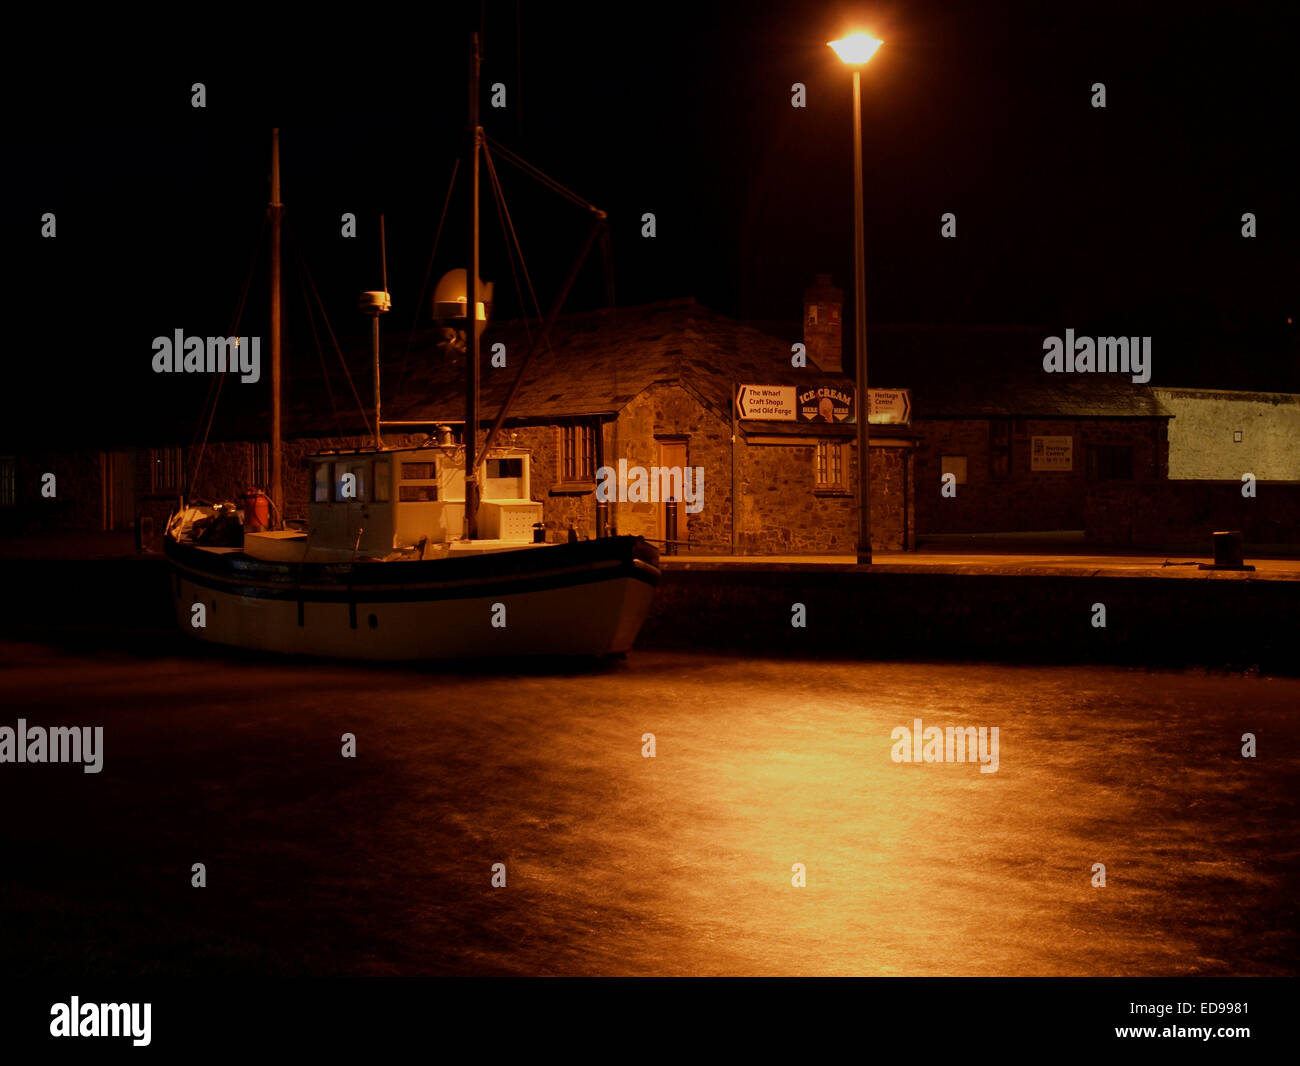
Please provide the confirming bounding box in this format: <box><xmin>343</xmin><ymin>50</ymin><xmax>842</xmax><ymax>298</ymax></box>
<box><xmin>815</xmin><ymin>441</ymin><xmax>846</xmax><ymax>490</ymax></box>
<box><xmin>373</xmin><ymin>460</ymin><xmax>390</xmax><ymax>502</ymax></box>
<box><xmin>485</xmin><ymin>457</ymin><xmax>525</xmax><ymax>499</ymax></box>
<box><xmin>560</xmin><ymin>425</ymin><xmax>595</xmax><ymax>482</ymax></box>
<box><xmin>313</xmin><ymin>462</ymin><xmax>331</xmax><ymax>502</ymax></box>
<box><xmin>488</xmin><ymin>458</ymin><xmax>523</xmax><ymax>479</ymax></box>
<box><xmin>399</xmin><ymin>460</ymin><xmax>438</xmax><ymax>502</ymax></box>
<box><xmin>334</xmin><ymin>461</ymin><xmax>369</xmax><ymax>501</ymax></box>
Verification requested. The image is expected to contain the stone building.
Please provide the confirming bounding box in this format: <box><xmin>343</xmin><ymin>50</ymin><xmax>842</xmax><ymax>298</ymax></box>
<box><xmin>861</xmin><ymin>325</ymin><xmax>1174</xmax><ymax>534</ymax></box>
<box><xmin>13</xmin><ymin>278</ymin><xmax>1247</xmax><ymax>549</ymax></box>
<box><xmin>363</xmin><ymin>286</ymin><xmax>918</xmax><ymax>553</ymax></box>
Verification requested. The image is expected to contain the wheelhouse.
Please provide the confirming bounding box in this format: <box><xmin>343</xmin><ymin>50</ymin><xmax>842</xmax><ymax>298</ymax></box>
<box><xmin>306</xmin><ymin>445</ymin><xmax>543</xmax><ymax>559</ymax></box>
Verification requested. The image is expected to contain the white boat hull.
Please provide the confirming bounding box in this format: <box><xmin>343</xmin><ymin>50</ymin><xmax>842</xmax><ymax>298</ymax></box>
<box><xmin>165</xmin><ymin>536</ymin><xmax>660</xmax><ymax>659</ymax></box>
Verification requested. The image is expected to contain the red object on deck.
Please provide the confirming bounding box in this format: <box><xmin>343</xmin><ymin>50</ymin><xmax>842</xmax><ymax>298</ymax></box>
<box><xmin>243</xmin><ymin>488</ymin><xmax>271</xmax><ymax>532</ymax></box>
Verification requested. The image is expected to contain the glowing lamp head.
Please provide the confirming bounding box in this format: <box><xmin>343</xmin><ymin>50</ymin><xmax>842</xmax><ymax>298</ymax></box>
<box><xmin>829</xmin><ymin>34</ymin><xmax>883</xmax><ymax>65</ymax></box>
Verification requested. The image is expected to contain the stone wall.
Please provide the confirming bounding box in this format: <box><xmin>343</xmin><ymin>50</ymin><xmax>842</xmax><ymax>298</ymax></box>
<box><xmin>7</xmin><ymin>451</ymin><xmax>105</xmax><ymax>532</ymax></box>
<box><xmin>1086</xmin><ymin>479</ymin><xmax>1300</xmax><ymax>548</ymax></box>
<box><xmin>914</xmin><ymin>417</ymin><xmax>1168</xmax><ymax>533</ymax></box>
<box><xmin>736</xmin><ymin>440</ymin><xmax>912</xmax><ymax>553</ymax></box>
<box><xmin>639</xmin><ymin>564</ymin><xmax>1299</xmax><ymax>673</ymax></box>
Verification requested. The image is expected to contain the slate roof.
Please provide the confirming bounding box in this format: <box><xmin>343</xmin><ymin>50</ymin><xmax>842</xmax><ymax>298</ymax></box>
<box><xmin>863</xmin><ymin>325</ymin><xmax>1172</xmax><ymax>419</ymax></box>
<box><xmin>194</xmin><ymin>300</ymin><xmax>1171</xmax><ymax>444</ymax></box>
<box><xmin>360</xmin><ymin>305</ymin><xmax>1173</xmax><ymax>430</ymax></box>
<box><xmin>376</xmin><ymin>297</ymin><xmax>851</xmax><ymax>430</ymax></box>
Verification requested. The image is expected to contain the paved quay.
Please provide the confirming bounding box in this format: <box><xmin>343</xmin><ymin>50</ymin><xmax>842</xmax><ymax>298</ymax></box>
<box><xmin>663</xmin><ymin>550</ymin><xmax>1300</xmax><ymax>580</ymax></box>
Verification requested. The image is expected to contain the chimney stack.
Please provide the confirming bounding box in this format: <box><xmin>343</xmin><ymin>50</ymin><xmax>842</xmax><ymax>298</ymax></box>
<box><xmin>803</xmin><ymin>274</ymin><xmax>843</xmax><ymax>374</ymax></box>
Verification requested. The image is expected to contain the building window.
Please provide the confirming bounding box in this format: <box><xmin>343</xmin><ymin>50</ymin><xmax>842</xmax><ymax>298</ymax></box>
<box><xmin>989</xmin><ymin>419</ymin><xmax>1012</xmax><ymax>479</ymax></box>
<box><xmin>941</xmin><ymin>455</ymin><xmax>968</xmax><ymax>484</ymax></box>
<box><xmin>150</xmin><ymin>446</ymin><xmax>184</xmax><ymax>493</ymax></box>
<box><xmin>249</xmin><ymin>443</ymin><xmax>269</xmax><ymax>489</ymax></box>
<box><xmin>560</xmin><ymin>424</ymin><xmax>595</xmax><ymax>482</ymax></box>
<box><xmin>815</xmin><ymin>441</ymin><xmax>846</xmax><ymax>490</ymax></box>
<box><xmin>1086</xmin><ymin>445</ymin><xmax>1134</xmax><ymax>481</ymax></box>
<box><xmin>0</xmin><ymin>457</ymin><xmax>14</xmax><ymax>507</ymax></box>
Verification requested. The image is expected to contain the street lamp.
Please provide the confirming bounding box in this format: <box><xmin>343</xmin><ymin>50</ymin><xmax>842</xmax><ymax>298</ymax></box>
<box><xmin>829</xmin><ymin>32</ymin><xmax>882</xmax><ymax>565</ymax></box>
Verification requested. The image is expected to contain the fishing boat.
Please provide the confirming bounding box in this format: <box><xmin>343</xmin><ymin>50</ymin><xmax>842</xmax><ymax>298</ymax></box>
<box><xmin>164</xmin><ymin>35</ymin><xmax>660</xmax><ymax>659</ymax></box>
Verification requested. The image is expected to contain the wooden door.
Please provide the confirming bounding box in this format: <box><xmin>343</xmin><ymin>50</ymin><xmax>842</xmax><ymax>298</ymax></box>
<box><xmin>656</xmin><ymin>440</ymin><xmax>688</xmax><ymax>548</ymax></box>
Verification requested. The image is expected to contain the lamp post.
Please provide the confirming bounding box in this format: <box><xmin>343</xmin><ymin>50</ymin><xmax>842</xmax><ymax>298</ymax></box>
<box><xmin>829</xmin><ymin>33</ymin><xmax>882</xmax><ymax>564</ymax></box>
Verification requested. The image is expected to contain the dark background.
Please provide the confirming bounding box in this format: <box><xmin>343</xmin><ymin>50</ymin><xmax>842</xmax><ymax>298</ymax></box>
<box><xmin>6</xmin><ymin>0</ymin><xmax>1296</xmax><ymax>445</ymax></box>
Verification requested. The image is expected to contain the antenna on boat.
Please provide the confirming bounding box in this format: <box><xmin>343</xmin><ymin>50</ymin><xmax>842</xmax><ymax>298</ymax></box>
<box><xmin>269</xmin><ymin>128</ymin><xmax>283</xmax><ymax>526</ymax></box>
<box><xmin>360</xmin><ymin>213</ymin><xmax>392</xmax><ymax>450</ymax></box>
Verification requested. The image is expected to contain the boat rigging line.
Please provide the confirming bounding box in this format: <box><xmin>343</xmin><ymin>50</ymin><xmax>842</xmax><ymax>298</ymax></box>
<box><xmin>187</xmin><ymin>212</ymin><xmax>267</xmax><ymax>504</ymax></box>
<box><xmin>299</xmin><ymin>259</ymin><xmax>348</xmax><ymax>437</ymax></box>
<box><xmin>483</xmin><ymin>141</ymin><xmax>543</xmax><ymax>344</ymax></box>
<box><xmin>400</xmin><ymin>158</ymin><xmax>460</xmax><ymax>371</ymax></box>
<box><xmin>483</xmin><ymin>134</ymin><xmax>606</xmax><ymax>219</ymax></box>
<box><xmin>292</xmin><ymin>220</ymin><xmax>375</xmax><ymax>441</ymax></box>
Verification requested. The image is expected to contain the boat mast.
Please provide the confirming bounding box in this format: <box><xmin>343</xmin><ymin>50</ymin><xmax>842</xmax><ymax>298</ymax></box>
<box><xmin>366</xmin><ymin>214</ymin><xmax>390</xmax><ymax>450</ymax></box>
<box><xmin>269</xmin><ymin>128</ymin><xmax>283</xmax><ymax>524</ymax></box>
<box><xmin>465</xmin><ymin>32</ymin><xmax>482</xmax><ymax>540</ymax></box>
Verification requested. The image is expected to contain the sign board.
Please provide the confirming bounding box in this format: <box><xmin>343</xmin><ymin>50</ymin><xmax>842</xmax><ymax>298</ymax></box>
<box><xmin>798</xmin><ymin>385</ymin><xmax>855</xmax><ymax>423</ymax></box>
<box><xmin>736</xmin><ymin>384</ymin><xmax>797</xmax><ymax>421</ymax></box>
<box><xmin>738</xmin><ymin>385</ymin><xmax>913</xmax><ymax>425</ymax></box>
<box><xmin>865</xmin><ymin>388</ymin><xmax>911</xmax><ymax>425</ymax></box>
<box><xmin>1031</xmin><ymin>435</ymin><xmax>1073</xmax><ymax>471</ymax></box>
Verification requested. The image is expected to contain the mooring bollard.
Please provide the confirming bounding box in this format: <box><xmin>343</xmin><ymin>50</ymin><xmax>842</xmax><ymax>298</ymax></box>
<box><xmin>665</xmin><ymin>497</ymin><xmax>679</xmax><ymax>556</ymax></box>
<box><xmin>1214</xmin><ymin>530</ymin><xmax>1244</xmax><ymax>568</ymax></box>
<box><xmin>1200</xmin><ymin>529</ymin><xmax>1255</xmax><ymax>571</ymax></box>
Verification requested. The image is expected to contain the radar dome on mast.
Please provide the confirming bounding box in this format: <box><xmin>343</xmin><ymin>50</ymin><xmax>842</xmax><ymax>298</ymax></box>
<box><xmin>434</xmin><ymin>269</ymin><xmax>493</xmax><ymax>339</ymax></box>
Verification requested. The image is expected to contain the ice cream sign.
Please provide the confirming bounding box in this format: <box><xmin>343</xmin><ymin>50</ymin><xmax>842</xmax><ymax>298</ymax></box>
<box><xmin>798</xmin><ymin>385</ymin><xmax>854</xmax><ymax>423</ymax></box>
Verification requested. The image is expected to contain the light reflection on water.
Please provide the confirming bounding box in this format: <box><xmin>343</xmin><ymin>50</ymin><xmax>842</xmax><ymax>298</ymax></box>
<box><xmin>0</xmin><ymin>646</ymin><xmax>1294</xmax><ymax>976</ymax></box>
<box><xmin>472</xmin><ymin>658</ymin><xmax>1296</xmax><ymax>976</ymax></box>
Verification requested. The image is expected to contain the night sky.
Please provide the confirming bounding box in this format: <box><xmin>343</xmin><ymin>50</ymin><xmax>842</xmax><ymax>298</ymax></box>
<box><xmin>8</xmin><ymin>0</ymin><xmax>1297</xmax><ymax>446</ymax></box>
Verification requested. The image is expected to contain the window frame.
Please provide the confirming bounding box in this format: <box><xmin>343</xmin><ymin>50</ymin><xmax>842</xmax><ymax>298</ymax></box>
<box><xmin>398</xmin><ymin>458</ymin><xmax>439</xmax><ymax>503</ymax></box>
<box><xmin>0</xmin><ymin>456</ymin><xmax>15</xmax><ymax>507</ymax></box>
<box><xmin>559</xmin><ymin>424</ymin><xmax>596</xmax><ymax>484</ymax></box>
<box><xmin>814</xmin><ymin>441</ymin><xmax>847</xmax><ymax>492</ymax></box>
<box><xmin>150</xmin><ymin>445</ymin><xmax>184</xmax><ymax>494</ymax></box>
<box><xmin>940</xmin><ymin>454</ymin><xmax>968</xmax><ymax>485</ymax></box>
